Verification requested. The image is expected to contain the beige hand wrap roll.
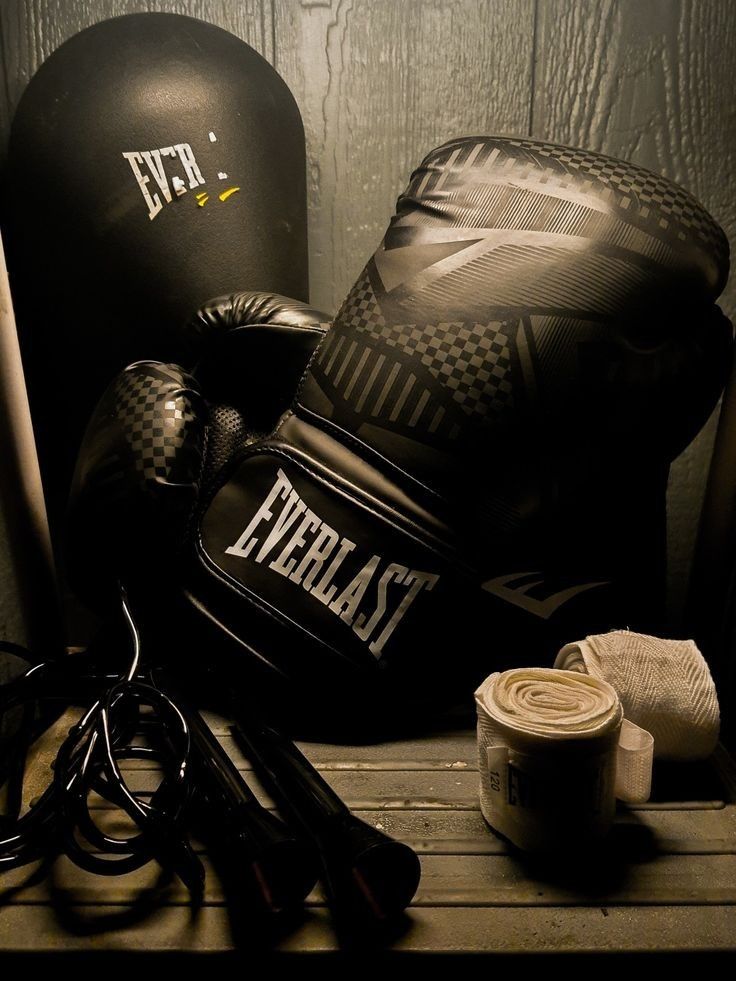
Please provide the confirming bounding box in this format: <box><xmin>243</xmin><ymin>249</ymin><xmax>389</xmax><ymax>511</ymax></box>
<box><xmin>475</xmin><ymin>668</ymin><xmax>652</xmax><ymax>851</ymax></box>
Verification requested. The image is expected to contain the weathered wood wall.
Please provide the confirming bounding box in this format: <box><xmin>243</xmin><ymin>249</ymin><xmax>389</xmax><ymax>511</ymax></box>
<box><xmin>0</xmin><ymin>0</ymin><xmax>733</xmax><ymax>644</ymax></box>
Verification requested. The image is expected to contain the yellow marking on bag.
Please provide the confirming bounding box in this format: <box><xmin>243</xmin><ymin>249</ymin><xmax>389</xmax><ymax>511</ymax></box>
<box><xmin>219</xmin><ymin>187</ymin><xmax>241</xmax><ymax>202</ymax></box>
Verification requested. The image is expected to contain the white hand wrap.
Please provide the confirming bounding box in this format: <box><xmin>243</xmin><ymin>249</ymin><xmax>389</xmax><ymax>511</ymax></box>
<box><xmin>555</xmin><ymin>630</ymin><xmax>720</xmax><ymax>761</ymax></box>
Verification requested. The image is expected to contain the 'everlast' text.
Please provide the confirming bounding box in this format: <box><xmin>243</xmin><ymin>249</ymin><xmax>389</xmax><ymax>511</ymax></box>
<box><xmin>225</xmin><ymin>469</ymin><xmax>439</xmax><ymax>657</ymax></box>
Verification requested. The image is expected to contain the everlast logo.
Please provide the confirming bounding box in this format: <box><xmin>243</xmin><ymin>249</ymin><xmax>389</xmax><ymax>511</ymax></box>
<box><xmin>123</xmin><ymin>143</ymin><xmax>205</xmax><ymax>220</ymax></box>
<box><xmin>225</xmin><ymin>469</ymin><xmax>439</xmax><ymax>658</ymax></box>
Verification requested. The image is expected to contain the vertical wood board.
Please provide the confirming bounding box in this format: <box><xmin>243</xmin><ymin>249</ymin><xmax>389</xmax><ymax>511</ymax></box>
<box><xmin>273</xmin><ymin>0</ymin><xmax>536</xmax><ymax>313</ymax></box>
<box><xmin>532</xmin><ymin>0</ymin><xmax>736</xmax><ymax>627</ymax></box>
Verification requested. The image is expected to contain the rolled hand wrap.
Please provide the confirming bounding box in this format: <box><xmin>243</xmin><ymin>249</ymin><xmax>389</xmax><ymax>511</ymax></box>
<box><xmin>555</xmin><ymin>630</ymin><xmax>720</xmax><ymax>760</ymax></box>
<box><xmin>474</xmin><ymin>667</ymin><xmax>652</xmax><ymax>850</ymax></box>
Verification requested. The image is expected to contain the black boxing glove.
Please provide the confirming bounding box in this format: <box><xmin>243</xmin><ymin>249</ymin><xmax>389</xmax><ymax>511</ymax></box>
<box><xmin>69</xmin><ymin>138</ymin><xmax>732</xmax><ymax>727</ymax></box>
<box><xmin>183</xmin><ymin>137</ymin><xmax>731</xmax><ymax>712</ymax></box>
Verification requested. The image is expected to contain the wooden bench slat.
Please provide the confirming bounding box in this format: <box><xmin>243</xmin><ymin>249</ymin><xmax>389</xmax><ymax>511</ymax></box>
<box><xmin>1</xmin><ymin>903</ymin><xmax>735</xmax><ymax>954</ymax></box>
<box><xmin>3</xmin><ymin>851</ymin><xmax>736</xmax><ymax>909</ymax></box>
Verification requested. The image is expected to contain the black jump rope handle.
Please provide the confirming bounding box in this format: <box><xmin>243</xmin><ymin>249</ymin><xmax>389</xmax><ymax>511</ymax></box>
<box><xmin>231</xmin><ymin>712</ymin><xmax>421</xmax><ymax>921</ymax></box>
<box><xmin>156</xmin><ymin>678</ymin><xmax>319</xmax><ymax>913</ymax></box>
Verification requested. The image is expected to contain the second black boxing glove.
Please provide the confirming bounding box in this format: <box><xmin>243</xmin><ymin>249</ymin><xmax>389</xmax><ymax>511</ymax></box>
<box><xmin>185</xmin><ymin>137</ymin><xmax>731</xmax><ymax>711</ymax></box>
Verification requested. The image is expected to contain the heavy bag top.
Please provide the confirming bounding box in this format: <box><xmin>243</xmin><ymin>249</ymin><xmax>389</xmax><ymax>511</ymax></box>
<box><xmin>5</xmin><ymin>12</ymin><xmax>308</xmax><ymax>520</ymax></box>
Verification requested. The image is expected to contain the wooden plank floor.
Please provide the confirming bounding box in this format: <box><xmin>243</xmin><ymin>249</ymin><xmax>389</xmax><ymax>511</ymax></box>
<box><xmin>1</xmin><ymin>710</ymin><xmax>735</xmax><ymax>958</ymax></box>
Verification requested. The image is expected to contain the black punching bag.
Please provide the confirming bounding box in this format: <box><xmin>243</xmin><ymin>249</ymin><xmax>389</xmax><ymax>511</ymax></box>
<box><xmin>5</xmin><ymin>13</ymin><xmax>308</xmax><ymax>530</ymax></box>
